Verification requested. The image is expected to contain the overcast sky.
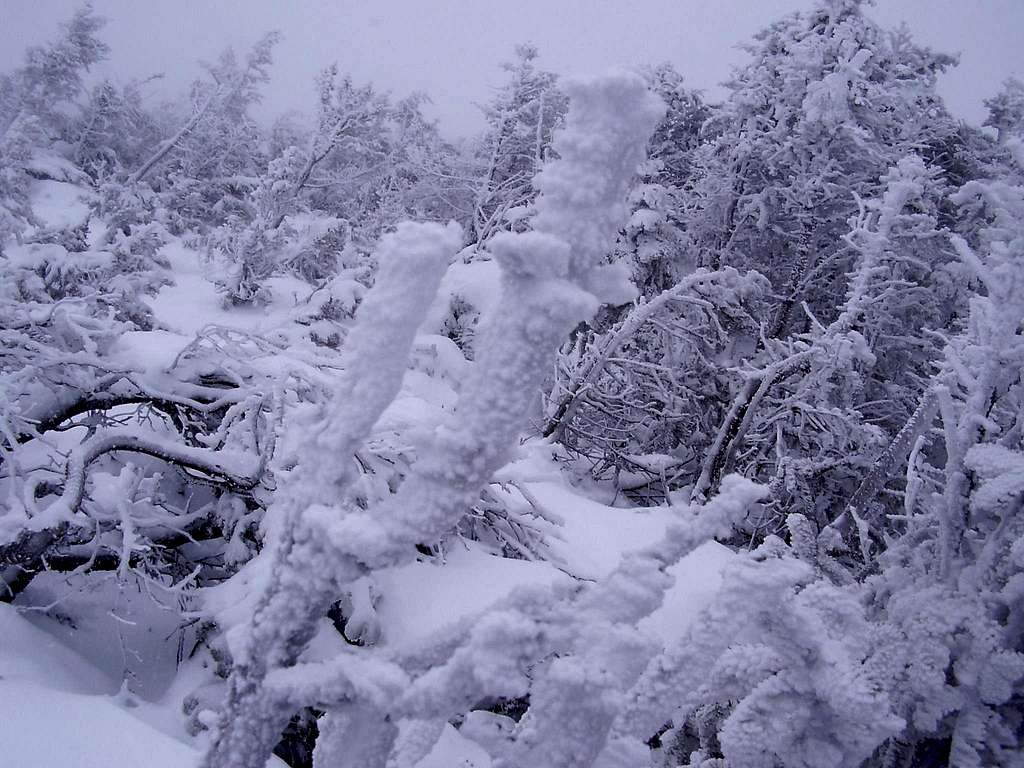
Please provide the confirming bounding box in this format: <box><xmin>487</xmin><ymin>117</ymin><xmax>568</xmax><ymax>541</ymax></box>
<box><xmin>2</xmin><ymin>1</ymin><xmax>1022</xmax><ymax>137</ymax></box>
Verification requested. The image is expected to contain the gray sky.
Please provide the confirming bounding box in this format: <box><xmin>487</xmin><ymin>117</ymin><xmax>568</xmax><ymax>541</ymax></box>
<box><xmin>2</xmin><ymin>0</ymin><xmax>1022</xmax><ymax>136</ymax></box>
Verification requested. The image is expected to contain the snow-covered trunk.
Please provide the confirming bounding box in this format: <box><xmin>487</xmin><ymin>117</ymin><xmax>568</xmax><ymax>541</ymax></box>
<box><xmin>839</xmin><ymin>389</ymin><xmax>939</xmax><ymax>528</ymax></box>
<box><xmin>933</xmin><ymin>226</ymin><xmax>1021</xmax><ymax>581</ymax></box>
<box><xmin>935</xmin><ymin>341</ymin><xmax>998</xmax><ymax>580</ymax></box>
<box><xmin>131</xmin><ymin>84</ymin><xmax>224</xmax><ymax>185</ymax></box>
<box><xmin>200</xmin><ymin>222</ymin><xmax>458</xmax><ymax>768</ymax></box>
<box><xmin>690</xmin><ymin>357</ymin><xmax>807</xmax><ymax>503</ymax></box>
<box><xmin>328</xmin><ymin>72</ymin><xmax>662</xmax><ymax>571</ymax></box>
<box><xmin>472</xmin><ymin>109</ymin><xmax>512</xmax><ymax>244</ymax></box>
<box><xmin>534</xmin><ymin>91</ymin><xmax>547</xmax><ymax>172</ymax></box>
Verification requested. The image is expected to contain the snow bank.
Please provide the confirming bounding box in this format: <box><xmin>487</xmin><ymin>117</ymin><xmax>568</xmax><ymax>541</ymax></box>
<box><xmin>522</xmin><ymin>480</ymin><xmax>679</xmax><ymax>580</ymax></box>
<box><xmin>28</xmin><ymin>178</ymin><xmax>93</xmax><ymax>230</ymax></box>
<box><xmin>0</xmin><ymin>601</ymin><xmax>285</xmax><ymax>768</ymax></box>
<box><xmin>374</xmin><ymin>542</ymin><xmax>568</xmax><ymax>649</ymax></box>
<box><xmin>0</xmin><ymin>680</ymin><xmax>203</xmax><ymax>768</ymax></box>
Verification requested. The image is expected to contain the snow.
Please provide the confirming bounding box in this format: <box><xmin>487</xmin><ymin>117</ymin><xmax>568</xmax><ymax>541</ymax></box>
<box><xmin>421</xmin><ymin>258</ymin><xmax>503</xmax><ymax>334</ymax></box>
<box><xmin>14</xmin><ymin>573</ymin><xmax>188</xmax><ymax>699</ymax></box>
<box><xmin>28</xmin><ymin>178</ymin><xmax>93</xmax><ymax>230</ymax></box>
<box><xmin>521</xmin><ymin>480</ymin><xmax>678</xmax><ymax>580</ymax></box>
<box><xmin>0</xmin><ymin>681</ymin><xmax>202</xmax><ymax>768</ymax></box>
<box><xmin>110</xmin><ymin>329</ymin><xmax>192</xmax><ymax>373</ymax></box>
<box><xmin>411</xmin><ymin>333</ymin><xmax>473</xmax><ymax>387</ymax></box>
<box><xmin>0</xmin><ymin>602</ymin><xmax>285</xmax><ymax>768</ymax></box>
<box><xmin>367</xmin><ymin>431</ymin><xmax>734</xmax><ymax>652</ymax></box>
<box><xmin>26</xmin><ymin>149</ymin><xmax>92</xmax><ymax>185</ymax></box>
<box><xmin>414</xmin><ymin>723</ymin><xmax>492</xmax><ymax>768</ymax></box>
<box><xmin>374</xmin><ymin>542</ymin><xmax>568</xmax><ymax>649</ymax></box>
<box><xmin>0</xmin><ymin>77</ymin><xmax>720</xmax><ymax>764</ymax></box>
<box><xmin>0</xmin><ymin>602</ymin><xmax>114</xmax><ymax>695</ymax></box>
<box><xmin>638</xmin><ymin>540</ymin><xmax>736</xmax><ymax>644</ymax></box>
<box><xmin>148</xmin><ymin>241</ymin><xmax>309</xmax><ymax>337</ymax></box>
<box><xmin>2</xmin><ymin>5</ymin><xmax>1020</xmax><ymax>764</ymax></box>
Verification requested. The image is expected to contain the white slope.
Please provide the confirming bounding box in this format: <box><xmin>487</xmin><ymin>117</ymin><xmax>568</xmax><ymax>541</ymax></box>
<box><xmin>0</xmin><ymin>680</ymin><xmax>202</xmax><ymax>768</ymax></box>
<box><xmin>0</xmin><ymin>602</ymin><xmax>115</xmax><ymax>695</ymax></box>
<box><xmin>0</xmin><ymin>603</ymin><xmax>230</xmax><ymax>768</ymax></box>
<box><xmin>28</xmin><ymin>177</ymin><xmax>93</xmax><ymax>231</ymax></box>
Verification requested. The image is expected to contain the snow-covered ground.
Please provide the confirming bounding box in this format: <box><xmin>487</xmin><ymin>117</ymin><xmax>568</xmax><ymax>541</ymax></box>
<box><xmin>0</xmin><ymin>602</ymin><xmax>259</xmax><ymax>768</ymax></box>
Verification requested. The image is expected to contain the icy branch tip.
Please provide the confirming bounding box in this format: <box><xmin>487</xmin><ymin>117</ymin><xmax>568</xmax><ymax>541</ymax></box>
<box><xmin>561</xmin><ymin>69</ymin><xmax>666</xmax><ymax>142</ymax></box>
<box><xmin>374</xmin><ymin>220</ymin><xmax>463</xmax><ymax>270</ymax></box>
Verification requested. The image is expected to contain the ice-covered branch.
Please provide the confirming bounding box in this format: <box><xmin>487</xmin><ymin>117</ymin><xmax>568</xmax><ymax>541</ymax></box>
<box><xmin>40</xmin><ymin>430</ymin><xmax>263</xmax><ymax>525</ymax></box>
<box><xmin>330</xmin><ymin>72</ymin><xmax>664</xmax><ymax>568</ymax></box>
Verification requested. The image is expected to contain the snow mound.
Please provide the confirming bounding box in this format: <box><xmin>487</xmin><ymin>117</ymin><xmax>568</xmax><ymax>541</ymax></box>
<box><xmin>375</xmin><ymin>542</ymin><xmax>568</xmax><ymax>649</ymax></box>
<box><xmin>148</xmin><ymin>241</ymin><xmax>310</xmax><ymax>337</ymax></box>
<box><xmin>0</xmin><ymin>681</ymin><xmax>202</xmax><ymax>768</ymax></box>
<box><xmin>29</xmin><ymin>178</ymin><xmax>93</xmax><ymax>230</ymax></box>
<box><xmin>0</xmin><ymin>603</ymin><xmax>114</xmax><ymax>695</ymax></box>
<box><xmin>0</xmin><ymin>604</ymin><xmax>261</xmax><ymax>768</ymax></box>
<box><xmin>521</xmin><ymin>480</ymin><xmax>679</xmax><ymax>580</ymax></box>
<box><xmin>422</xmin><ymin>258</ymin><xmax>503</xmax><ymax>334</ymax></box>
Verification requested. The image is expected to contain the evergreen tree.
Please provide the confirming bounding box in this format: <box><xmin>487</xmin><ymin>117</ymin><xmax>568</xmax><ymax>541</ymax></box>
<box><xmin>469</xmin><ymin>44</ymin><xmax>568</xmax><ymax>245</ymax></box>
<box><xmin>0</xmin><ymin>6</ymin><xmax>108</xmax><ymax>241</ymax></box>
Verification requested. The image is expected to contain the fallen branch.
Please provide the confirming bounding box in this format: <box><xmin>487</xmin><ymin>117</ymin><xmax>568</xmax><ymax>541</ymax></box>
<box><xmin>44</xmin><ymin>430</ymin><xmax>263</xmax><ymax>523</ymax></box>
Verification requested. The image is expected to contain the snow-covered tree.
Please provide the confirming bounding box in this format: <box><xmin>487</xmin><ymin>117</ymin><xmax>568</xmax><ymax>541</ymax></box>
<box><xmin>468</xmin><ymin>44</ymin><xmax>568</xmax><ymax>245</ymax></box>
<box><xmin>0</xmin><ymin>6</ymin><xmax>108</xmax><ymax>241</ymax></box>
<box><xmin>133</xmin><ymin>32</ymin><xmax>280</xmax><ymax>233</ymax></box>
<box><xmin>615</xmin><ymin>64</ymin><xmax>714</xmax><ymax>295</ymax></box>
<box><xmin>0</xmin><ymin>5</ymin><xmax>109</xmax><ymax>141</ymax></box>
<box><xmin>860</xmin><ymin>168</ymin><xmax>1024</xmax><ymax>767</ymax></box>
<box><xmin>544</xmin><ymin>266</ymin><xmax>769</xmax><ymax>491</ymax></box>
<box><xmin>984</xmin><ymin>77</ymin><xmax>1024</xmax><ymax>146</ymax></box>
<box><xmin>681</xmin><ymin>0</ymin><xmax>958</xmax><ymax>332</ymax></box>
<box><xmin>691</xmin><ymin>157</ymin><xmax>958</xmax><ymax>532</ymax></box>
<box><xmin>72</xmin><ymin>76</ymin><xmax>163</xmax><ymax>179</ymax></box>
<box><xmin>618</xmin><ymin>539</ymin><xmax>901</xmax><ymax>768</ymax></box>
<box><xmin>279</xmin><ymin>66</ymin><xmax>389</xmax><ymax>230</ymax></box>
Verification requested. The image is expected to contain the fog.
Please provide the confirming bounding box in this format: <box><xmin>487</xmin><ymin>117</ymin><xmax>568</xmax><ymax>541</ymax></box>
<box><xmin>2</xmin><ymin>0</ymin><xmax>1022</xmax><ymax>136</ymax></box>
